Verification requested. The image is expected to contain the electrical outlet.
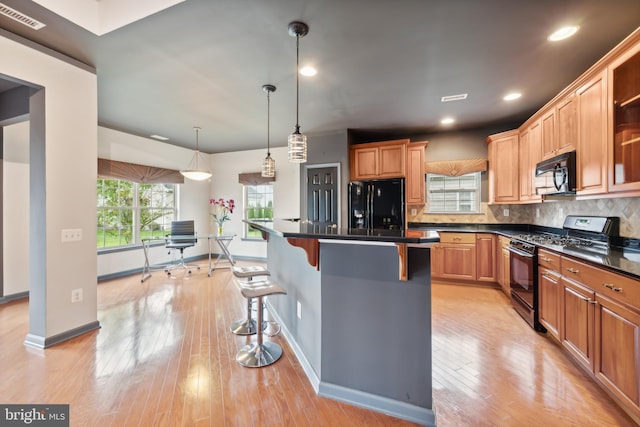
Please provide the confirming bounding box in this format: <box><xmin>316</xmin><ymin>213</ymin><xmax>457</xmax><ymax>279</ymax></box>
<box><xmin>71</xmin><ymin>288</ymin><xmax>83</xmax><ymax>303</ymax></box>
<box><xmin>411</xmin><ymin>208</ymin><xmax>417</xmax><ymax>216</ymax></box>
<box><xmin>61</xmin><ymin>228</ymin><xmax>83</xmax><ymax>242</ymax></box>
<box><xmin>536</xmin><ymin>208</ymin><xmax>540</xmax><ymax>218</ymax></box>
<box><xmin>297</xmin><ymin>300</ymin><xmax>302</xmax><ymax>319</ymax></box>
<box><xmin>503</xmin><ymin>208</ymin><xmax>510</xmax><ymax>217</ymax></box>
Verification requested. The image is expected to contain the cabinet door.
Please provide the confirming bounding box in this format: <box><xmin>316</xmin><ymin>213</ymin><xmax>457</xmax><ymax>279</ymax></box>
<box><xmin>556</xmin><ymin>93</ymin><xmax>577</xmax><ymax>155</ymax></box>
<box><xmin>519</xmin><ymin>127</ymin><xmax>531</xmax><ymax>201</ymax></box>
<box><xmin>406</xmin><ymin>143</ymin><xmax>426</xmax><ymax>204</ymax></box>
<box><xmin>379</xmin><ymin>144</ymin><xmax>406</xmax><ymax>178</ymax></box>
<box><xmin>488</xmin><ymin>131</ymin><xmax>520</xmax><ymax>203</ymax></box>
<box><xmin>595</xmin><ymin>294</ymin><xmax>640</xmax><ymax>410</ymax></box>
<box><xmin>609</xmin><ymin>43</ymin><xmax>640</xmax><ymax>193</ymax></box>
<box><xmin>500</xmin><ymin>248</ymin><xmax>511</xmax><ymax>295</ymax></box>
<box><xmin>441</xmin><ymin>244</ymin><xmax>476</xmax><ymax>280</ymax></box>
<box><xmin>541</xmin><ymin>109</ymin><xmax>557</xmax><ymax>159</ymax></box>
<box><xmin>539</xmin><ymin>268</ymin><xmax>561</xmax><ymax>340</ymax></box>
<box><xmin>562</xmin><ymin>277</ymin><xmax>595</xmax><ymax>371</ymax></box>
<box><xmin>577</xmin><ymin>71</ymin><xmax>608</xmax><ymax>195</ymax></box>
<box><xmin>431</xmin><ymin>244</ymin><xmax>444</xmax><ymax>278</ymax></box>
<box><xmin>476</xmin><ymin>233</ymin><xmax>496</xmax><ymax>282</ymax></box>
<box><xmin>350</xmin><ymin>146</ymin><xmax>378</xmax><ymax>180</ymax></box>
<box><xmin>528</xmin><ymin>120</ymin><xmax>542</xmax><ymax>202</ymax></box>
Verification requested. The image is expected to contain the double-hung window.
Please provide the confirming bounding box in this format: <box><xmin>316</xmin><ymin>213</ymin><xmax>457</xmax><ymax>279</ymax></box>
<box><xmin>243</xmin><ymin>184</ymin><xmax>273</xmax><ymax>239</ymax></box>
<box><xmin>426</xmin><ymin>172</ymin><xmax>481</xmax><ymax>213</ymax></box>
<box><xmin>97</xmin><ymin>179</ymin><xmax>176</xmax><ymax>249</ymax></box>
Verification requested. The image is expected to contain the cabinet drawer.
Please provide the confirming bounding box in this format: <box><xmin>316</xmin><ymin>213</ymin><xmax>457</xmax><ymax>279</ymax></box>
<box><xmin>539</xmin><ymin>249</ymin><xmax>560</xmax><ymax>271</ymax></box>
<box><xmin>439</xmin><ymin>232</ymin><xmax>476</xmax><ymax>244</ymax></box>
<box><xmin>561</xmin><ymin>256</ymin><xmax>640</xmax><ymax>309</ymax></box>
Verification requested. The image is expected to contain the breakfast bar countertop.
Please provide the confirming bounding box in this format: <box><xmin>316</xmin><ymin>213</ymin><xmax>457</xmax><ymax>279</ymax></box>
<box><xmin>252</xmin><ymin>219</ymin><xmax>441</xmax><ymax>244</ymax></box>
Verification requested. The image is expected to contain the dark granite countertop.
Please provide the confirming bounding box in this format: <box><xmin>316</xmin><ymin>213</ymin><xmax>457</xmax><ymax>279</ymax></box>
<box><xmin>409</xmin><ymin>222</ymin><xmax>640</xmax><ymax>280</ymax></box>
<box><xmin>246</xmin><ymin>219</ymin><xmax>440</xmax><ymax>244</ymax></box>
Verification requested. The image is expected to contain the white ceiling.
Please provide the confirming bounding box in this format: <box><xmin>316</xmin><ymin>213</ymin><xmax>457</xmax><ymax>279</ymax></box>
<box><xmin>1</xmin><ymin>0</ymin><xmax>639</xmax><ymax>154</ymax></box>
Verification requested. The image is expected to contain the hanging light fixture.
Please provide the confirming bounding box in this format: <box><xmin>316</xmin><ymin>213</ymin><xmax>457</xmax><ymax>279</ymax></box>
<box><xmin>180</xmin><ymin>126</ymin><xmax>212</xmax><ymax>181</ymax></box>
<box><xmin>287</xmin><ymin>21</ymin><xmax>309</xmax><ymax>163</ymax></box>
<box><xmin>261</xmin><ymin>84</ymin><xmax>276</xmax><ymax>177</ymax></box>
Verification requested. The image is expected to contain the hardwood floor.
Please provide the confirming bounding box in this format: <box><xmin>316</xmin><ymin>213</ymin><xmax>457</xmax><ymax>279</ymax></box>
<box><xmin>0</xmin><ymin>264</ymin><xmax>636</xmax><ymax>426</ymax></box>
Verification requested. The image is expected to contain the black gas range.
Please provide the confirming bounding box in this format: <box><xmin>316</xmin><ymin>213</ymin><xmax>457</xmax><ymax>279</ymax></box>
<box><xmin>507</xmin><ymin>215</ymin><xmax>620</xmax><ymax>332</ymax></box>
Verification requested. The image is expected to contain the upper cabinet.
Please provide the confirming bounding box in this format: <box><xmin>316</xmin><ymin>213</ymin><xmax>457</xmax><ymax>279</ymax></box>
<box><xmin>349</xmin><ymin>139</ymin><xmax>408</xmax><ymax>181</ymax></box>
<box><xmin>487</xmin><ymin>130</ymin><xmax>519</xmax><ymax>204</ymax></box>
<box><xmin>406</xmin><ymin>142</ymin><xmax>427</xmax><ymax>205</ymax></box>
<box><xmin>487</xmin><ymin>28</ymin><xmax>640</xmax><ymax>202</ymax></box>
<box><xmin>577</xmin><ymin>71</ymin><xmax>608</xmax><ymax>195</ymax></box>
<box><xmin>541</xmin><ymin>93</ymin><xmax>577</xmax><ymax>160</ymax></box>
<box><xmin>609</xmin><ymin>42</ymin><xmax>640</xmax><ymax>194</ymax></box>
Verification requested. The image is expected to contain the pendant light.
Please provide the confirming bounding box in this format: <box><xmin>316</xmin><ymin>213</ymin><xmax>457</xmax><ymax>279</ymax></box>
<box><xmin>287</xmin><ymin>21</ymin><xmax>309</xmax><ymax>163</ymax></box>
<box><xmin>262</xmin><ymin>84</ymin><xmax>276</xmax><ymax>177</ymax></box>
<box><xmin>180</xmin><ymin>126</ymin><xmax>212</xmax><ymax>181</ymax></box>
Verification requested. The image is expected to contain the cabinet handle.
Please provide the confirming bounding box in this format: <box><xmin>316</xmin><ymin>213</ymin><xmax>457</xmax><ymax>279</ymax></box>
<box><xmin>453</xmin><ymin>237</ymin><xmax>461</xmax><ymax>241</ymax></box>
<box><xmin>541</xmin><ymin>272</ymin><xmax>551</xmax><ymax>278</ymax></box>
<box><xmin>565</xmin><ymin>267</ymin><xmax>580</xmax><ymax>274</ymax></box>
<box><xmin>603</xmin><ymin>283</ymin><xmax>623</xmax><ymax>293</ymax></box>
<box><xmin>540</xmin><ymin>257</ymin><xmax>552</xmax><ymax>262</ymax></box>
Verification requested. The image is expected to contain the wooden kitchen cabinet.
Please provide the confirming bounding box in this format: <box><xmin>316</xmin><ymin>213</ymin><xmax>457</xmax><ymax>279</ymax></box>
<box><xmin>608</xmin><ymin>41</ymin><xmax>640</xmax><ymax>194</ymax></box>
<box><xmin>555</xmin><ymin>93</ymin><xmax>577</xmax><ymax>156</ymax></box>
<box><xmin>595</xmin><ymin>294</ymin><xmax>640</xmax><ymax>414</ymax></box>
<box><xmin>576</xmin><ymin>70</ymin><xmax>608</xmax><ymax>196</ymax></box>
<box><xmin>431</xmin><ymin>232</ymin><xmax>476</xmax><ymax>281</ymax></box>
<box><xmin>475</xmin><ymin>233</ymin><xmax>496</xmax><ymax>282</ymax></box>
<box><xmin>561</xmin><ymin>275</ymin><xmax>595</xmax><ymax>371</ymax></box>
<box><xmin>553</xmin><ymin>253</ymin><xmax>640</xmax><ymax>422</ymax></box>
<box><xmin>518</xmin><ymin>120</ymin><xmax>541</xmax><ymax>202</ymax></box>
<box><xmin>541</xmin><ymin>94</ymin><xmax>577</xmax><ymax>160</ymax></box>
<box><xmin>349</xmin><ymin>139</ymin><xmax>407</xmax><ymax>181</ymax></box>
<box><xmin>406</xmin><ymin>142</ymin><xmax>426</xmax><ymax>204</ymax></box>
<box><xmin>497</xmin><ymin>236</ymin><xmax>511</xmax><ymax>296</ymax></box>
<box><xmin>486</xmin><ymin>130</ymin><xmax>519</xmax><ymax>204</ymax></box>
<box><xmin>538</xmin><ymin>249</ymin><xmax>561</xmax><ymax>340</ymax></box>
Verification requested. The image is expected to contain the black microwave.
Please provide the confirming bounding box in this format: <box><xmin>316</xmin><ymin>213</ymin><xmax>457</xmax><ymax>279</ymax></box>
<box><xmin>534</xmin><ymin>151</ymin><xmax>577</xmax><ymax>196</ymax></box>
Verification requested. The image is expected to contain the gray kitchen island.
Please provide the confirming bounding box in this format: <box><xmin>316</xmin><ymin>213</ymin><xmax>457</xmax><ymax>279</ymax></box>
<box><xmin>246</xmin><ymin>219</ymin><xmax>440</xmax><ymax>426</ymax></box>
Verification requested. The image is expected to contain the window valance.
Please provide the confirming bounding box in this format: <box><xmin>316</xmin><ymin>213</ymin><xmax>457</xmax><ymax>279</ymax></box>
<box><xmin>98</xmin><ymin>158</ymin><xmax>184</xmax><ymax>184</ymax></box>
<box><xmin>238</xmin><ymin>172</ymin><xmax>276</xmax><ymax>185</ymax></box>
<box><xmin>424</xmin><ymin>158</ymin><xmax>487</xmax><ymax>177</ymax></box>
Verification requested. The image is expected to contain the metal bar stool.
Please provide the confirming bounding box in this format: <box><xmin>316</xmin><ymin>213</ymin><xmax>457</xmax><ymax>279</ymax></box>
<box><xmin>234</xmin><ymin>278</ymin><xmax>287</xmax><ymax>368</ymax></box>
<box><xmin>230</xmin><ymin>266</ymin><xmax>270</xmax><ymax>335</ymax></box>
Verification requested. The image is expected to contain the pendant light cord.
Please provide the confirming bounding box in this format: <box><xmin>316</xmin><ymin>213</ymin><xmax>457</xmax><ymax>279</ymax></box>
<box><xmin>295</xmin><ymin>34</ymin><xmax>300</xmax><ymax>133</ymax></box>
<box><xmin>267</xmin><ymin>89</ymin><xmax>271</xmax><ymax>155</ymax></box>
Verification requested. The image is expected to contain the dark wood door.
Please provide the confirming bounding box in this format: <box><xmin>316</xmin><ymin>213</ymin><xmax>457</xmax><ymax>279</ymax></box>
<box><xmin>306</xmin><ymin>166</ymin><xmax>338</xmax><ymax>232</ymax></box>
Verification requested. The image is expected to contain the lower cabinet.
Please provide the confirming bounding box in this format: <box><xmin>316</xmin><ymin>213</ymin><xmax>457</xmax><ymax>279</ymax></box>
<box><xmin>431</xmin><ymin>232</ymin><xmax>476</xmax><ymax>281</ymax></box>
<box><xmin>431</xmin><ymin>232</ymin><xmax>497</xmax><ymax>283</ymax></box>
<box><xmin>561</xmin><ymin>277</ymin><xmax>595</xmax><ymax>371</ymax></box>
<box><xmin>538</xmin><ymin>249</ymin><xmax>561</xmax><ymax>339</ymax></box>
<box><xmin>497</xmin><ymin>236</ymin><xmax>511</xmax><ymax>295</ymax></box>
<box><xmin>595</xmin><ymin>294</ymin><xmax>640</xmax><ymax>412</ymax></box>
<box><xmin>538</xmin><ymin>253</ymin><xmax>640</xmax><ymax>423</ymax></box>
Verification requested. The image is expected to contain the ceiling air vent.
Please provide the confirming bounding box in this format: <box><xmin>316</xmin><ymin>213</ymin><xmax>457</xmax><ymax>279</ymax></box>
<box><xmin>441</xmin><ymin>93</ymin><xmax>468</xmax><ymax>102</ymax></box>
<box><xmin>0</xmin><ymin>3</ymin><xmax>46</xmax><ymax>30</ymax></box>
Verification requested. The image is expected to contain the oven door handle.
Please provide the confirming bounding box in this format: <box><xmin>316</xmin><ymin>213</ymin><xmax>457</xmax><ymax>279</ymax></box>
<box><xmin>506</xmin><ymin>246</ymin><xmax>535</xmax><ymax>258</ymax></box>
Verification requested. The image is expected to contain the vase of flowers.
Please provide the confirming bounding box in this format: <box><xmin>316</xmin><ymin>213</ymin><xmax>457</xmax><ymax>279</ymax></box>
<box><xmin>210</xmin><ymin>198</ymin><xmax>235</xmax><ymax>235</ymax></box>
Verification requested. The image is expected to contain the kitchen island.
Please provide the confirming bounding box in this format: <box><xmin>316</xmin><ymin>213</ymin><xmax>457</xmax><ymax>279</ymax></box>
<box><xmin>246</xmin><ymin>219</ymin><xmax>440</xmax><ymax>426</ymax></box>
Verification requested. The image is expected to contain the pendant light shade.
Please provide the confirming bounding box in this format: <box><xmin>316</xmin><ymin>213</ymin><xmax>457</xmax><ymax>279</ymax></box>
<box><xmin>287</xmin><ymin>21</ymin><xmax>309</xmax><ymax>163</ymax></box>
<box><xmin>180</xmin><ymin>126</ymin><xmax>212</xmax><ymax>181</ymax></box>
<box><xmin>262</xmin><ymin>84</ymin><xmax>276</xmax><ymax>177</ymax></box>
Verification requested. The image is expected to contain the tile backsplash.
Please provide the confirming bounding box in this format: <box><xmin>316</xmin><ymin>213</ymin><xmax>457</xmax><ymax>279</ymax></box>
<box><xmin>409</xmin><ymin>196</ymin><xmax>640</xmax><ymax>239</ymax></box>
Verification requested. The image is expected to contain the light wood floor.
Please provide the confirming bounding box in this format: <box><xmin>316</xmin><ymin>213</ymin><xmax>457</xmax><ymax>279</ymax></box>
<box><xmin>0</xmin><ymin>262</ymin><xmax>636</xmax><ymax>426</ymax></box>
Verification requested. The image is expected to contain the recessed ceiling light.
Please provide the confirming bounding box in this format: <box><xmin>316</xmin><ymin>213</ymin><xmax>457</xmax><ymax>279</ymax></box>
<box><xmin>441</xmin><ymin>117</ymin><xmax>455</xmax><ymax>125</ymax></box>
<box><xmin>548</xmin><ymin>26</ymin><xmax>579</xmax><ymax>42</ymax></box>
<box><xmin>150</xmin><ymin>134</ymin><xmax>169</xmax><ymax>141</ymax></box>
<box><xmin>503</xmin><ymin>92</ymin><xmax>522</xmax><ymax>101</ymax></box>
<box><xmin>300</xmin><ymin>66</ymin><xmax>317</xmax><ymax>77</ymax></box>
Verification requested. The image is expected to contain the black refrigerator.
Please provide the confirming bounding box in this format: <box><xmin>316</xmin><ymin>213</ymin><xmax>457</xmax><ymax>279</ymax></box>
<box><xmin>348</xmin><ymin>178</ymin><xmax>405</xmax><ymax>230</ymax></box>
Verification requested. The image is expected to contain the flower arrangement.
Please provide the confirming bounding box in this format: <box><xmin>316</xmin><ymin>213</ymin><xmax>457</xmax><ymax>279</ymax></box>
<box><xmin>210</xmin><ymin>198</ymin><xmax>235</xmax><ymax>234</ymax></box>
